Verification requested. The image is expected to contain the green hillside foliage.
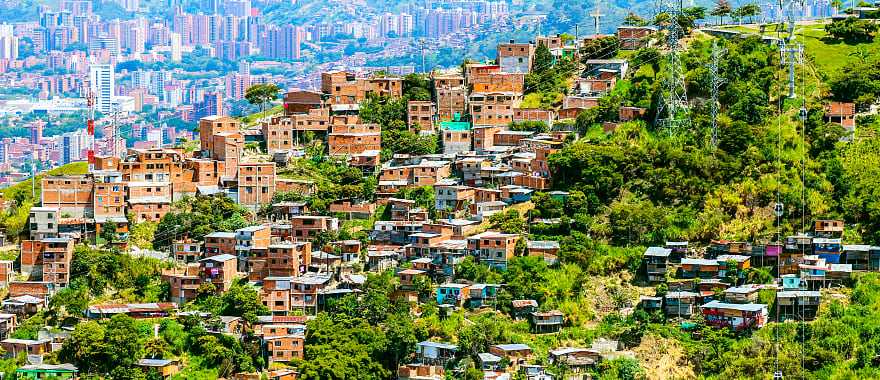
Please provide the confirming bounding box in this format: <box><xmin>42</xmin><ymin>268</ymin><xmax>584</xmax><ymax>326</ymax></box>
<box><xmin>544</xmin><ymin>35</ymin><xmax>880</xmax><ymax>244</ymax></box>
<box><xmin>153</xmin><ymin>195</ymin><xmax>253</xmax><ymax>250</ymax></box>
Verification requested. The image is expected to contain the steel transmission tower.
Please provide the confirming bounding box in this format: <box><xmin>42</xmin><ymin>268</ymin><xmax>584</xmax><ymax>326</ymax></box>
<box><xmin>709</xmin><ymin>40</ymin><xmax>726</xmax><ymax>148</ymax></box>
<box><xmin>654</xmin><ymin>3</ymin><xmax>690</xmax><ymax>134</ymax></box>
<box><xmin>779</xmin><ymin>0</ymin><xmax>804</xmax><ymax>98</ymax></box>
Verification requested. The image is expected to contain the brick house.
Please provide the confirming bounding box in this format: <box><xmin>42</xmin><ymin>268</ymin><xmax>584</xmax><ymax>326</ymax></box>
<box><xmin>40</xmin><ymin>175</ymin><xmax>93</xmax><ymax>217</ymax></box>
<box><xmin>327</xmin><ymin>124</ymin><xmax>381</xmax><ymax>156</ymax></box>
<box><xmin>283</xmin><ymin>90</ymin><xmax>323</xmax><ymax>114</ymax></box>
<box><xmin>199</xmin><ymin>115</ymin><xmax>240</xmax><ymax>153</ymax></box>
<box><xmin>824</xmin><ymin>102</ymin><xmax>856</xmax><ymax>130</ymax></box>
<box><xmin>288</xmin><ymin>216</ymin><xmax>339</xmax><ymax>241</ymax></box>
<box><xmin>162</xmin><ymin>264</ymin><xmax>200</xmax><ymax>304</ymax></box>
<box><xmin>173</xmin><ymin>240</ymin><xmax>203</xmax><ymax>263</ymax></box>
<box><xmin>497</xmin><ymin>41</ymin><xmax>535</xmax><ymax>73</ymax></box>
<box><xmin>199</xmin><ymin>254</ymin><xmax>238</xmax><ymax>293</ymax></box>
<box><xmin>616</xmin><ymin>26</ymin><xmax>657</xmax><ymax>49</ymax></box>
<box><xmin>467</xmin><ymin>231</ymin><xmax>520</xmax><ymax>269</ymax></box>
<box><xmin>237</xmin><ymin>162</ymin><xmax>276</xmax><ymax>210</ymax></box>
<box><xmin>433</xmin><ymin>74</ymin><xmax>467</xmax><ymax>121</ymax></box>
<box><xmin>408</xmin><ymin>101</ymin><xmax>436</xmax><ymax>132</ymax></box>
<box><xmin>469</xmin><ymin>92</ymin><xmax>523</xmax><ymax>127</ymax></box>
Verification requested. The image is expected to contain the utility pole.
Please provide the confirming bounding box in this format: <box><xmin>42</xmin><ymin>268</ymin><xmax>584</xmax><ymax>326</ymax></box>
<box><xmin>111</xmin><ymin>111</ymin><xmax>119</xmax><ymax>158</ymax></box>
<box><xmin>654</xmin><ymin>1</ymin><xmax>690</xmax><ymax>135</ymax></box>
<box><xmin>709</xmin><ymin>40</ymin><xmax>726</xmax><ymax>148</ymax></box>
<box><xmin>419</xmin><ymin>39</ymin><xmax>427</xmax><ymax>74</ymax></box>
<box><xmin>85</xmin><ymin>90</ymin><xmax>96</xmax><ymax>172</ymax></box>
<box><xmin>31</xmin><ymin>151</ymin><xmax>36</xmax><ymax>199</ymax></box>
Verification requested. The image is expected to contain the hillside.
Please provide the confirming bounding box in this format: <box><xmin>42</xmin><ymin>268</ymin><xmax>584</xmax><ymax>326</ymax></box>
<box><xmin>1</xmin><ymin>161</ymin><xmax>89</xmax><ymax>201</ymax></box>
<box><xmin>719</xmin><ymin>21</ymin><xmax>878</xmax><ymax>73</ymax></box>
<box><xmin>9</xmin><ymin>11</ymin><xmax>880</xmax><ymax>380</ymax></box>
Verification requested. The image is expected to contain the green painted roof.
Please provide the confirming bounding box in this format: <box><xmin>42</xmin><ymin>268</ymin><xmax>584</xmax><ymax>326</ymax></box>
<box><xmin>440</xmin><ymin>121</ymin><xmax>471</xmax><ymax>131</ymax></box>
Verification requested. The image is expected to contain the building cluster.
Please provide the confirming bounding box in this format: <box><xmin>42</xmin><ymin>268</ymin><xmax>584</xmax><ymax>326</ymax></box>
<box><xmin>640</xmin><ymin>219</ymin><xmax>866</xmax><ymax>330</ymax></box>
<box><xmin>0</xmin><ymin>0</ymin><xmax>511</xmax><ymax>103</ymax></box>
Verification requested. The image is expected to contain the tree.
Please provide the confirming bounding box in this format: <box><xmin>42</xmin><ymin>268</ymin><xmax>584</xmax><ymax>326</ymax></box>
<box><xmin>221</xmin><ymin>282</ymin><xmax>270</xmax><ymax>323</ymax></box>
<box><xmin>623</xmin><ymin>12</ymin><xmax>648</xmax><ymax>26</ymax></box>
<box><xmin>680</xmin><ymin>6</ymin><xmax>707</xmax><ymax>30</ymax></box>
<box><xmin>129</xmin><ymin>221</ymin><xmax>157</xmax><ymax>249</ymax></box>
<box><xmin>100</xmin><ymin>220</ymin><xmax>118</xmax><ymax>246</ymax></box>
<box><xmin>826</xmin><ymin>17</ymin><xmax>880</xmax><ymax>43</ymax></box>
<box><xmin>849</xmin><ymin>46</ymin><xmax>872</xmax><ymax>64</ymax></box>
<box><xmin>580</xmin><ymin>36</ymin><xmax>619</xmax><ymax>63</ymax></box>
<box><xmin>244</xmin><ymin>83</ymin><xmax>280</xmax><ymax>122</ymax></box>
<box><xmin>829</xmin><ymin>59</ymin><xmax>880</xmax><ymax>109</ymax></box>
<box><xmin>196</xmin><ymin>335</ymin><xmax>237</xmax><ymax>377</ymax></box>
<box><xmin>58</xmin><ymin>320</ymin><xmax>107</xmax><ymax>373</ymax></box>
<box><xmin>104</xmin><ymin>315</ymin><xmax>145</xmax><ymax>369</ymax></box>
<box><xmin>48</xmin><ymin>285</ymin><xmax>90</xmax><ymax>321</ymax></box>
<box><xmin>153</xmin><ymin>195</ymin><xmax>251</xmax><ymax>250</ymax></box>
<box><xmin>597</xmin><ymin>357</ymin><xmax>646</xmax><ymax>380</ymax></box>
<box><xmin>488</xmin><ymin>209</ymin><xmax>526</xmax><ymax>234</ymax></box>
<box><xmin>532</xmin><ymin>42</ymin><xmax>554</xmax><ymax>76</ymax></box>
<box><xmin>385</xmin><ymin>312</ymin><xmax>419</xmax><ymax>369</ymax></box>
<box><xmin>402</xmin><ymin>73</ymin><xmax>431</xmax><ymax>101</ymax></box>
<box><xmin>711</xmin><ymin>0</ymin><xmax>732</xmax><ymax>25</ymax></box>
<box><xmin>832</xmin><ymin>0</ymin><xmax>844</xmax><ymax>14</ymax></box>
<box><xmin>683</xmin><ymin>6</ymin><xmax>707</xmax><ymax>22</ymax></box>
<box><xmin>295</xmin><ymin>314</ymin><xmax>391</xmax><ymax>380</ymax></box>
<box><xmin>735</xmin><ymin>4</ymin><xmax>761</xmax><ymax>24</ymax></box>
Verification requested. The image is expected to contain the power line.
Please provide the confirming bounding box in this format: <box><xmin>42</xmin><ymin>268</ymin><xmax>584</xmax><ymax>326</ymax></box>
<box><xmin>654</xmin><ymin>1</ymin><xmax>690</xmax><ymax>135</ymax></box>
<box><xmin>709</xmin><ymin>40</ymin><xmax>726</xmax><ymax>149</ymax></box>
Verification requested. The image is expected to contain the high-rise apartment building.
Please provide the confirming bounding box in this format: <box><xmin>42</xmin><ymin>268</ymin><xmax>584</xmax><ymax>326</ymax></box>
<box><xmin>89</xmin><ymin>63</ymin><xmax>115</xmax><ymax>114</ymax></box>
<box><xmin>0</xmin><ymin>24</ymin><xmax>18</xmax><ymax>60</ymax></box>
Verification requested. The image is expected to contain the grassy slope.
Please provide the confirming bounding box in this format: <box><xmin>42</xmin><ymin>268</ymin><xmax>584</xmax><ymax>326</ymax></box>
<box><xmin>718</xmin><ymin>22</ymin><xmax>878</xmax><ymax>73</ymax></box>
<box><xmin>239</xmin><ymin>104</ymin><xmax>283</xmax><ymax>127</ymax></box>
<box><xmin>1</xmin><ymin>162</ymin><xmax>89</xmax><ymax>202</ymax></box>
<box><xmin>0</xmin><ymin>162</ymin><xmax>89</xmax><ymax>241</ymax></box>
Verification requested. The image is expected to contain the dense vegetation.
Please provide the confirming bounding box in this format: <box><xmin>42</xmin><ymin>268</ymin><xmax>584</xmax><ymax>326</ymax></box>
<box><xmin>153</xmin><ymin>195</ymin><xmax>252</xmax><ymax>250</ymax></box>
<box><xmin>541</xmin><ymin>35</ymin><xmax>877</xmax><ymax>246</ymax></box>
<box><xmin>359</xmin><ymin>73</ymin><xmax>440</xmax><ymax>159</ymax></box>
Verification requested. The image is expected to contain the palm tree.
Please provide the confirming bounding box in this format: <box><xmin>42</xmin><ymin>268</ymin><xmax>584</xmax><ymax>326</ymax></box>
<box><xmin>711</xmin><ymin>0</ymin><xmax>733</xmax><ymax>25</ymax></box>
<box><xmin>739</xmin><ymin>4</ymin><xmax>761</xmax><ymax>24</ymax></box>
<box><xmin>831</xmin><ymin>0</ymin><xmax>844</xmax><ymax>15</ymax></box>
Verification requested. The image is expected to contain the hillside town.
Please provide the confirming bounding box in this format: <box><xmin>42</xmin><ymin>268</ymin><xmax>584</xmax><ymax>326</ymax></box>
<box><xmin>0</xmin><ymin>13</ymin><xmax>874</xmax><ymax>377</ymax></box>
<box><xmin>4</xmin><ymin>0</ymin><xmax>880</xmax><ymax>378</ymax></box>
